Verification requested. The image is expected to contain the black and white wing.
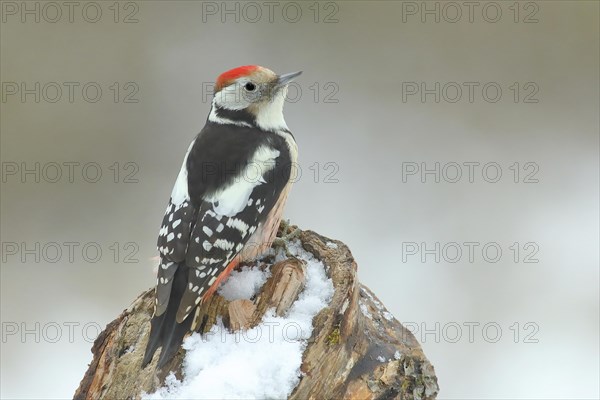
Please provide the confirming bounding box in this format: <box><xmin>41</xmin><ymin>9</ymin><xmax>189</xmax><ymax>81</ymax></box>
<box><xmin>155</xmin><ymin>131</ymin><xmax>292</xmax><ymax>322</ymax></box>
<box><xmin>155</xmin><ymin>139</ymin><xmax>197</xmax><ymax>316</ymax></box>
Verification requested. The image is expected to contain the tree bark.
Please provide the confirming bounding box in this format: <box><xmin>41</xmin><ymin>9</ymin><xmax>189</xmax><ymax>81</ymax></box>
<box><xmin>74</xmin><ymin>228</ymin><xmax>439</xmax><ymax>400</ymax></box>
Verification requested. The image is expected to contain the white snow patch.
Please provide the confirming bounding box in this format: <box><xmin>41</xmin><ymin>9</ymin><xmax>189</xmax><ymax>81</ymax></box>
<box><xmin>218</xmin><ymin>266</ymin><xmax>270</xmax><ymax>301</ymax></box>
<box><xmin>361</xmin><ymin>287</ymin><xmax>383</xmax><ymax>310</ymax></box>
<box><xmin>143</xmin><ymin>240</ymin><xmax>334</xmax><ymax>400</ymax></box>
<box><xmin>394</xmin><ymin>350</ymin><xmax>402</xmax><ymax>360</ymax></box>
<box><xmin>326</xmin><ymin>242</ymin><xmax>338</xmax><ymax>249</ymax></box>
<box><xmin>359</xmin><ymin>301</ymin><xmax>372</xmax><ymax>319</ymax></box>
<box><xmin>382</xmin><ymin>311</ymin><xmax>394</xmax><ymax>321</ymax></box>
<box><xmin>376</xmin><ymin>355</ymin><xmax>386</xmax><ymax>363</ymax></box>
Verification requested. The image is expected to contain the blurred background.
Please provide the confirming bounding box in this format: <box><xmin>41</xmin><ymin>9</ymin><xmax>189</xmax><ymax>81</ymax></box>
<box><xmin>1</xmin><ymin>1</ymin><xmax>598</xmax><ymax>398</ymax></box>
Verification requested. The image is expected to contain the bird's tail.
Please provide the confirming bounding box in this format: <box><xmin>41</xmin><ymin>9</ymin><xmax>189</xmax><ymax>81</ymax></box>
<box><xmin>142</xmin><ymin>263</ymin><xmax>194</xmax><ymax>369</ymax></box>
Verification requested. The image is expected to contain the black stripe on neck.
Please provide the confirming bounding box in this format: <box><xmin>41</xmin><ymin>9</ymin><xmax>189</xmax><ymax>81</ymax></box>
<box><xmin>214</xmin><ymin>106</ymin><xmax>256</xmax><ymax>126</ymax></box>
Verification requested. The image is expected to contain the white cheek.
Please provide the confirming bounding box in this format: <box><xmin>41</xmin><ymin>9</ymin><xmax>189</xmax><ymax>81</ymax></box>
<box><xmin>214</xmin><ymin>84</ymin><xmax>250</xmax><ymax>110</ymax></box>
<box><xmin>255</xmin><ymin>90</ymin><xmax>288</xmax><ymax>132</ymax></box>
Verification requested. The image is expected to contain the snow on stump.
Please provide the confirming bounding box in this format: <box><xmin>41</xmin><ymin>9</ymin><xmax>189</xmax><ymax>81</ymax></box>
<box><xmin>74</xmin><ymin>227</ymin><xmax>439</xmax><ymax>399</ymax></box>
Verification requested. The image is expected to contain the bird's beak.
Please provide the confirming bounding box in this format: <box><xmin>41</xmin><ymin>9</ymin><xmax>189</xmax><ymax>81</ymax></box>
<box><xmin>276</xmin><ymin>71</ymin><xmax>302</xmax><ymax>87</ymax></box>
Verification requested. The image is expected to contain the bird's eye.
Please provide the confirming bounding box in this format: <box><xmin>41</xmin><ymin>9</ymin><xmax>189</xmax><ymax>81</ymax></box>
<box><xmin>244</xmin><ymin>82</ymin><xmax>256</xmax><ymax>91</ymax></box>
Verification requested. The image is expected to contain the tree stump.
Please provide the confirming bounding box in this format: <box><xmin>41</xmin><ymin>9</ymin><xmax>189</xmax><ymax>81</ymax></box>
<box><xmin>74</xmin><ymin>228</ymin><xmax>439</xmax><ymax>399</ymax></box>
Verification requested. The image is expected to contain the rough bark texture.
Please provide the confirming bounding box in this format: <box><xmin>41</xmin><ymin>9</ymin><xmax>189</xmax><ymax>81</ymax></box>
<box><xmin>74</xmin><ymin>228</ymin><xmax>439</xmax><ymax>400</ymax></box>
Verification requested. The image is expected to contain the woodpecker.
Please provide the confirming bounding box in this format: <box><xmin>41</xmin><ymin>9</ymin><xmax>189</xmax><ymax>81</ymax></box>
<box><xmin>142</xmin><ymin>66</ymin><xmax>301</xmax><ymax>368</ymax></box>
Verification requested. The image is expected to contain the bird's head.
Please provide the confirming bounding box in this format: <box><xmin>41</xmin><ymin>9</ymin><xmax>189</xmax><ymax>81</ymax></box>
<box><xmin>209</xmin><ymin>65</ymin><xmax>302</xmax><ymax>131</ymax></box>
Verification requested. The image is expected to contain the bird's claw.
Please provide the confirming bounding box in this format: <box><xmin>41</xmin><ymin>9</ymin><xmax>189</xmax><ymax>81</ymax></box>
<box><xmin>272</xmin><ymin>220</ymin><xmax>301</xmax><ymax>258</ymax></box>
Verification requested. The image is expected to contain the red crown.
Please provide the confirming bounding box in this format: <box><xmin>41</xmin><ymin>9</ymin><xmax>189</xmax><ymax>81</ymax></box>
<box><xmin>215</xmin><ymin>65</ymin><xmax>260</xmax><ymax>92</ymax></box>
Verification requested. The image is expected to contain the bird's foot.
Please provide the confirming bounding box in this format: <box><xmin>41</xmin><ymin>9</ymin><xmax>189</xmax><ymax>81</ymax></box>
<box><xmin>272</xmin><ymin>220</ymin><xmax>301</xmax><ymax>258</ymax></box>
